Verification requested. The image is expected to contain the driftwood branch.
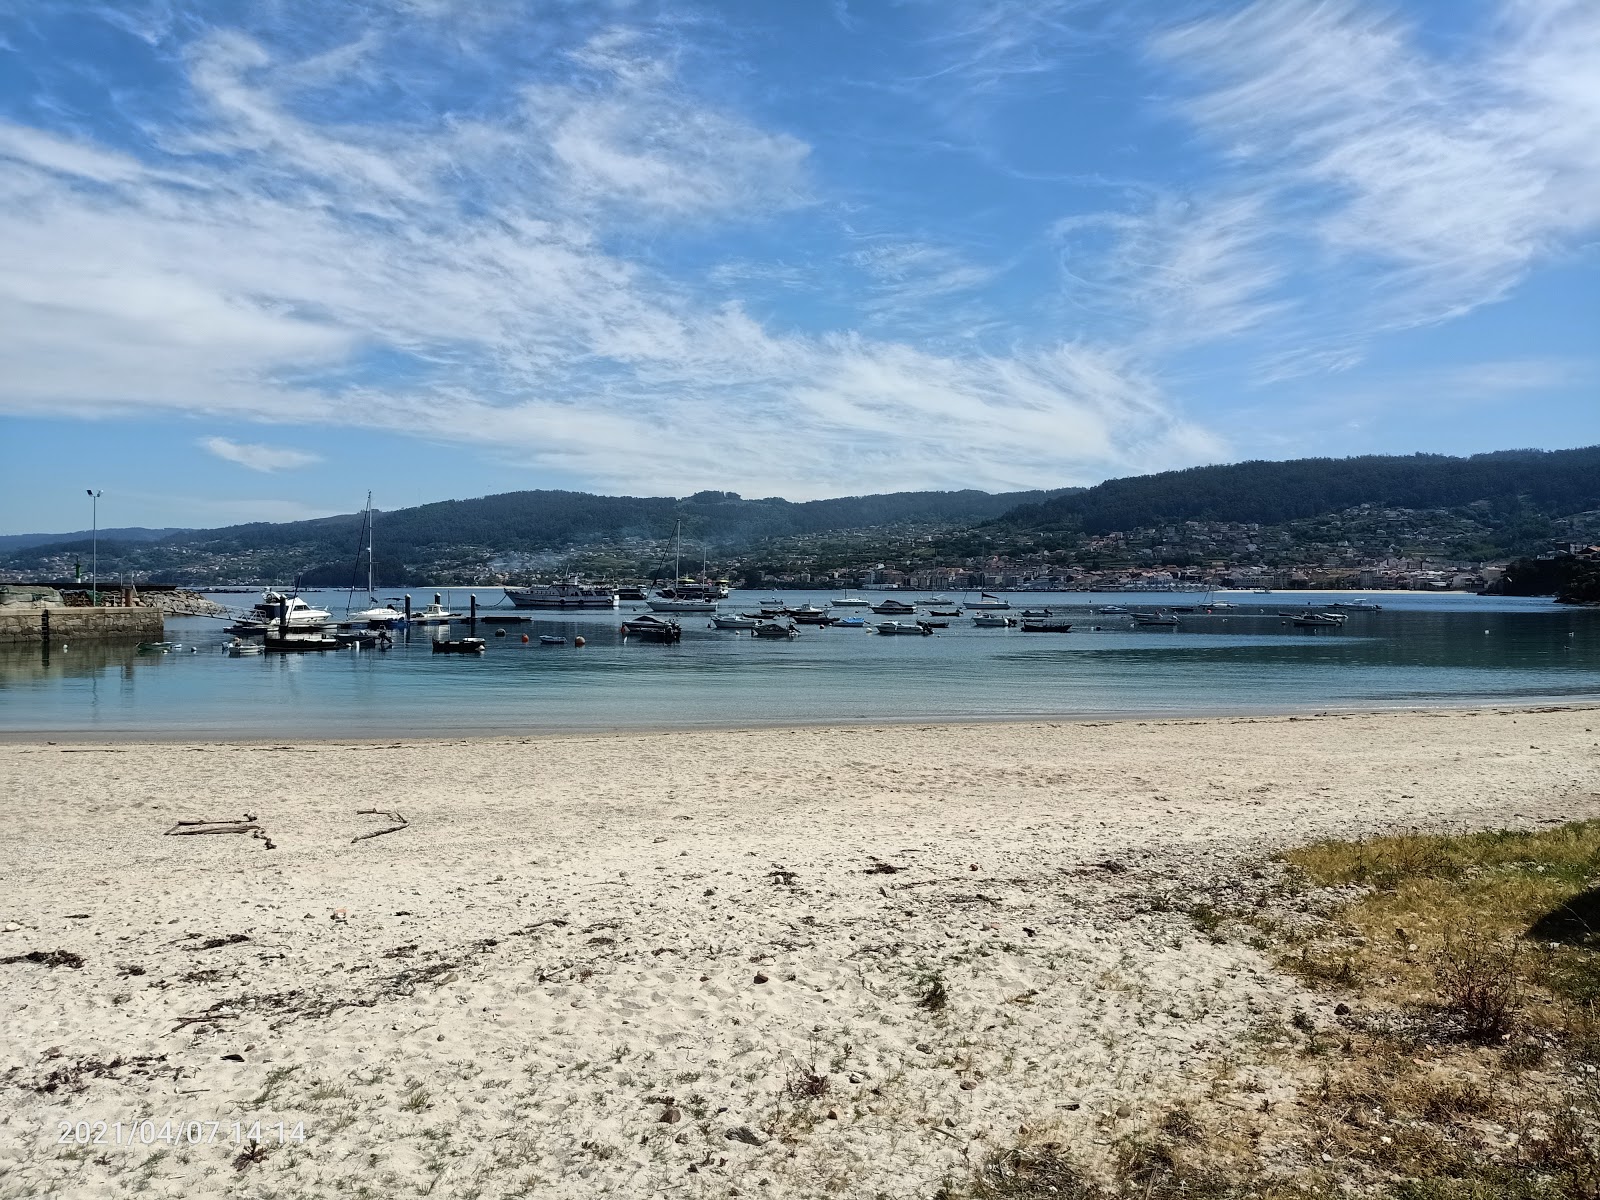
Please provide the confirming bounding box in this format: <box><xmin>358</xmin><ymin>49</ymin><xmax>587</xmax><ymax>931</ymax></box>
<box><xmin>352</xmin><ymin>808</ymin><xmax>409</xmax><ymax>843</ymax></box>
<box><xmin>169</xmin><ymin>1012</ymin><xmax>239</xmax><ymax>1033</ymax></box>
<box><xmin>164</xmin><ymin>813</ymin><xmax>275</xmax><ymax>849</ymax></box>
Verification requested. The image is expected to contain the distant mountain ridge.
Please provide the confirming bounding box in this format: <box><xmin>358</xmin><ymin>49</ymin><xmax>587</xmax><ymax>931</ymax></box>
<box><xmin>1</xmin><ymin>487</ymin><xmax>1076</xmax><ymax>581</ymax></box>
<box><xmin>995</xmin><ymin>447</ymin><xmax>1600</xmax><ymax>535</ymax></box>
<box><xmin>0</xmin><ymin>527</ymin><xmax>191</xmax><ymax>553</ymax></box>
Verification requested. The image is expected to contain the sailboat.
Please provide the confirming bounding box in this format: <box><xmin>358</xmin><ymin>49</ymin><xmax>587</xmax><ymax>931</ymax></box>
<box><xmin>341</xmin><ymin>493</ymin><xmax>406</xmax><ymax>628</ymax></box>
<box><xmin>646</xmin><ymin>521</ymin><xmax>719</xmax><ymax>612</ymax></box>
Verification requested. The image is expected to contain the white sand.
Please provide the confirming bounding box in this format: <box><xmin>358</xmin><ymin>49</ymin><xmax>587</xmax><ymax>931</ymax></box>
<box><xmin>1</xmin><ymin>706</ymin><xmax>1597</xmax><ymax>1198</ymax></box>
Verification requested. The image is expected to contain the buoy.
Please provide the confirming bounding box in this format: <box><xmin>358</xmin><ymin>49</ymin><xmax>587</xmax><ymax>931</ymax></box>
<box><xmin>496</xmin><ymin>629</ymin><xmax>506</xmax><ymax>637</ymax></box>
<box><xmin>574</xmin><ymin>636</ymin><xmax>585</xmax><ymax>647</ymax></box>
<box><xmin>521</xmin><ymin>633</ymin><xmax>529</xmax><ymax>643</ymax></box>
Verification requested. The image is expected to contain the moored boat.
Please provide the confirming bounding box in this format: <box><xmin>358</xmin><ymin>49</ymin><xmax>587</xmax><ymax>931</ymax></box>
<box><xmin>621</xmin><ymin>615</ymin><xmax>682</xmax><ymax>642</ymax></box>
<box><xmin>538</xmin><ymin>634</ymin><xmax>567</xmax><ymax>644</ymax></box>
<box><xmin>831</xmin><ymin>595</ymin><xmax>871</xmax><ymax>607</ymax></box>
<box><xmin>1130</xmin><ymin>612</ymin><xmax>1179</xmax><ymax>627</ymax></box>
<box><xmin>711</xmin><ymin>614</ymin><xmax>760</xmax><ymax>629</ymax></box>
<box><xmin>870</xmin><ymin>599</ymin><xmax>917</xmax><ymax>615</ymax></box>
<box><xmin>970</xmin><ymin>613</ymin><xmax>1014</xmax><ymax>628</ymax></box>
<box><xmin>752</xmin><ymin>622</ymin><xmax>798</xmax><ymax>639</ymax></box>
<box><xmin>506</xmin><ymin>580</ymin><xmax>619</xmax><ymax>609</ymax></box>
<box><xmin>410</xmin><ymin>599</ymin><xmax>461</xmax><ymax>625</ymax></box>
<box><xmin>876</xmin><ymin>620</ymin><xmax>933</xmax><ymax>635</ymax></box>
<box><xmin>431</xmin><ymin>637</ymin><xmax>487</xmax><ymax>653</ymax></box>
<box><xmin>1021</xmin><ymin>621</ymin><xmax>1073</xmax><ymax>633</ymax></box>
<box><xmin>967</xmin><ymin>592</ymin><xmax>1012</xmax><ymax>610</ymax></box>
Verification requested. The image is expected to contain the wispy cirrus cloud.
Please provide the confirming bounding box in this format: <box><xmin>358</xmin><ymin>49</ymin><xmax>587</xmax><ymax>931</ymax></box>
<box><xmin>0</xmin><ymin>2</ymin><xmax>1221</xmax><ymax>499</ymax></box>
<box><xmin>1151</xmin><ymin>0</ymin><xmax>1600</xmax><ymax>365</ymax></box>
<box><xmin>200</xmin><ymin>438</ymin><xmax>322</xmax><ymax>473</ymax></box>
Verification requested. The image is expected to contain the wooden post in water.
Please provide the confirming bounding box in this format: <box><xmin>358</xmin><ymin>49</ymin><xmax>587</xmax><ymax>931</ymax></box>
<box><xmin>403</xmin><ymin>594</ymin><xmax>412</xmax><ymax>639</ymax></box>
<box><xmin>469</xmin><ymin>593</ymin><xmax>477</xmax><ymax>626</ymax></box>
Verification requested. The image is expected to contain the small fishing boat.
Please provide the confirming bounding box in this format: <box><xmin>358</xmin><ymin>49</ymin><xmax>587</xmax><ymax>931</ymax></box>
<box><xmin>539</xmin><ymin>634</ymin><xmax>567</xmax><ymax>644</ymax></box>
<box><xmin>1286</xmin><ymin>612</ymin><xmax>1344</xmax><ymax>628</ymax></box>
<box><xmin>1328</xmin><ymin>600</ymin><xmax>1382</xmax><ymax>611</ymax></box>
<box><xmin>410</xmin><ymin>599</ymin><xmax>461</xmax><ymax>625</ymax></box>
<box><xmin>1021</xmin><ymin>621</ymin><xmax>1074</xmax><ymax>633</ymax></box>
<box><xmin>929</xmin><ymin>609</ymin><xmax>963</xmax><ymax>617</ymax></box>
<box><xmin>970</xmin><ymin>614</ymin><xmax>1014</xmax><ymax>628</ymax></box>
<box><xmin>264</xmin><ymin>634</ymin><xmax>344</xmax><ymax>651</ymax></box>
<box><xmin>335</xmin><ymin>630</ymin><xmax>390</xmax><ymax>649</ymax></box>
<box><xmin>876</xmin><ymin>620</ymin><xmax>933</xmax><ymax>636</ymax></box>
<box><xmin>1097</xmin><ymin>605</ymin><xmax>1128</xmax><ymax>615</ymax></box>
<box><xmin>836</xmin><ymin>616</ymin><xmax>866</xmax><ymax>628</ymax></box>
<box><xmin>1021</xmin><ymin>607</ymin><xmax>1054</xmax><ymax>617</ymax></box>
<box><xmin>431</xmin><ymin>637</ymin><xmax>487</xmax><ymax>653</ymax></box>
<box><xmin>790</xmin><ymin>607</ymin><xmax>838</xmax><ymax>625</ymax></box>
<box><xmin>621</xmin><ymin>615</ymin><xmax>682</xmax><ymax>642</ymax></box>
<box><xmin>871</xmin><ymin>599</ymin><xmax>918</xmax><ymax>615</ymax></box>
<box><xmin>1130</xmin><ymin>612</ymin><xmax>1178</xmax><ymax>627</ymax></box>
<box><xmin>137</xmin><ymin>640</ymin><xmax>179</xmax><ymax>654</ymax></box>
<box><xmin>226</xmin><ymin>638</ymin><xmax>262</xmax><ymax>656</ymax></box>
<box><xmin>711</xmin><ymin>614</ymin><xmax>760</xmax><ymax>630</ymax></box>
<box><xmin>752</xmin><ymin>622</ymin><xmax>798</xmax><ymax>639</ymax></box>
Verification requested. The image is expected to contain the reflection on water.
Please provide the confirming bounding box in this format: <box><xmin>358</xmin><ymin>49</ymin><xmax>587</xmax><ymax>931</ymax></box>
<box><xmin>1</xmin><ymin>590</ymin><xmax>1595</xmax><ymax>737</ymax></box>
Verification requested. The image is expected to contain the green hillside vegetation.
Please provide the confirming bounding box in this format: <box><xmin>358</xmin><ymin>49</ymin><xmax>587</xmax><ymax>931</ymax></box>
<box><xmin>1</xmin><ymin>487</ymin><xmax>1073</xmax><ymax>585</ymax></box>
<box><xmin>997</xmin><ymin>447</ymin><xmax>1600</xmax><ymax>552</ymax></box>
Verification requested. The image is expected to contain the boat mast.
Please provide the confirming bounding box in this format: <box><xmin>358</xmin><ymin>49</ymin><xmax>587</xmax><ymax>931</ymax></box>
<box><xmin>366</xmin><ymin>491</ymin><xmax>375</xmax><ymax>602</ymax></box>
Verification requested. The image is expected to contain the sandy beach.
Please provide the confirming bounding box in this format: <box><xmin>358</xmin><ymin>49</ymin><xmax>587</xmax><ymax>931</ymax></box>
<box><xmin>1</xmin><ymin>705</ymin><xmax>1597</xmax><ymax>1198</ymax></box>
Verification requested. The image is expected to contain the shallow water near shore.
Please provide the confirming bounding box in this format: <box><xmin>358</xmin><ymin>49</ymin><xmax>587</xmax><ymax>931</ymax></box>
<box><xmin>0</xmin><ymin>589</ymin><xmax>1595</xmax><ymax>738</ymax></box>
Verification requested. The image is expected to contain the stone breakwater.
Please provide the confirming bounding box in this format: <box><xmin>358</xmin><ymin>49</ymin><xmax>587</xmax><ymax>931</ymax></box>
<box><xmin>0</xmin><ymin>606</ymin><xmax>163</xmax><ymax>645</ymax></box>
<box><xmin>131</xmin><ymin>590</ymin><xmax>228</xmax><ymax>617</ymax></box>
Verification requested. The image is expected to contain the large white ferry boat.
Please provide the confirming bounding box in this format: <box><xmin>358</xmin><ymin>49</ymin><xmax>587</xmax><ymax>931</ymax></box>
<box><xmin>504</xmin><ymin>581</ymin><xmax>619</xmax><ymax>609</ymax></box>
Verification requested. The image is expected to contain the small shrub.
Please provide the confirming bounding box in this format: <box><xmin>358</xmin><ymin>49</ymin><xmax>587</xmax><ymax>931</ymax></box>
<box><xmin>784</xmin><ymin>1070</ymin><xmax>830</xmax><ymax>1101</ymax></box>
<box><xmin>967</xmin><ymin>1145</ymin><xmax>1101</xmax><ymax>1199</ymax></box>
<box><xmin>1434</xmin><ymin>936</ymin><xmax>1522</xmax><ymax>1042</ymax></box>
<box><xmin>917</xmin><ymin>970</ymin><xmax>949</xmax><ymax>1012</ymax></box>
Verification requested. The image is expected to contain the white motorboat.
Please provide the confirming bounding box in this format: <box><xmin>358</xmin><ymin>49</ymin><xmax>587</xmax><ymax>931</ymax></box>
<box><xmin>410</xmin><ymin>599</ymin><xmax>461</xmax><ymax>625</ymax></box>
<box><xmin>237</xmin><ymin>591</ymin><xmax>334</xmax><ymax>635</ymax></box>
<box><xmin>226</xmin><ymin>638</ymin><xmax>262</xmax><ymax>657</ymax></box>
<box><xmin>1097</xmin><ymin>604</ymin><xmax>1128</xmax><ymax>614</ymax></box>
<box><xmin>967</xmin><ymin>592</ymin><xmax>1012</xmax><ymax>610</ymax></box>
<box><xmin>919</xmin><ymin>595</ymin><xmax>955</xmax><ymax>606</ymax></box>
<box><xmin>875</xmin><ymin>621</ymin><xmax>932</xmax><ymax>636</ymax></box>
<box><xmin>711</xmin><ymin>614</ymin><xmax>760</xmax><ymax>629</ymax></box>
<box><xmin>971</xmin><ymin>613</ymin><xmax>1014</xmax><ymax>628</ymax></box>
<box><xmin>831</xmin><ymin>595</ymin><xmax>871</xmax><ymax>607</ymax></box>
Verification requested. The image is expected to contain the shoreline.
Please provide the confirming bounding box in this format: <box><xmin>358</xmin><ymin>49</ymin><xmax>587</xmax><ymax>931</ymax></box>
<box><xmin>4</xmin><ymin>705</ymin><xmax>1597</xmax><ymax>1198</ymax></box>
<box><xmin>4</xmin><ymin>696</ymin><xmax>1598</xmax><ymax>746</ymax></box>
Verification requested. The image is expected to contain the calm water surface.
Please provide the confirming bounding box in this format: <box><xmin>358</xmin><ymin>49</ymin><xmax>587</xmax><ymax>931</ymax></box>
<box><xmin>1</xmin><ymin>590</ymin><xmax>1595</xmax><ymax>738</ymax></box>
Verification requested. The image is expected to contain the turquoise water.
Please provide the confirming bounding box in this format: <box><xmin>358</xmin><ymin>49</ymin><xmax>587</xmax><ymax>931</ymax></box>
<box><xmin>1</xmin><ymin>590</ymin><xmax>1595</xmax><ymax>738</ymax></box>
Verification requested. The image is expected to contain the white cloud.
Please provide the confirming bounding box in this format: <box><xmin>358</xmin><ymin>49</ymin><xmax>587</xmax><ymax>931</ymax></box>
<box><xmin>201</xmin><ymin>438</ymin><xmax>323</xmax><ymax>473</ymax></box>
<box><xmin>0</xmin><ymin>12</ymin><xmax>1217</xmax><ymax>498</ymax></box>
<box><xmin>1153</xmin><ymin>0</ymin><xmax>1600</xmax><ymax>339</ymax></box>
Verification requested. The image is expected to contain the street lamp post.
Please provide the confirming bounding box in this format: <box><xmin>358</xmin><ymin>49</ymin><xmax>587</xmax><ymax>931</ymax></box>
<box><xmin>87</xmin><ymin>489</ymin><xmax>102</xmax><ymax>605</ymax></box>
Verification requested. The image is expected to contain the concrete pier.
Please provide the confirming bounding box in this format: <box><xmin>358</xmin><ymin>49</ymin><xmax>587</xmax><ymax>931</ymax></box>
<box><xmin>0</xmin><ymin>606</ymin><xmax>164</xmax><ymax>645</ymax></box>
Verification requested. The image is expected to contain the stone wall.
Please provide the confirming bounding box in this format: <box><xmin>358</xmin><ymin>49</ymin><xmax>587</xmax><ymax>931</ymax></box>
<box><xmin>0</xmin><ymin>606</ymin><xmax>164</xmax><ymax>644</ymax></box>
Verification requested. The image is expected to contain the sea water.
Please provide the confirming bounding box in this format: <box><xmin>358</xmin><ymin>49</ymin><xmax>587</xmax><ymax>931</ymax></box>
<box><xmin>0</xmin><ymin>590</ymin><xmax>1595</xmax><ymax>738</ymax></box>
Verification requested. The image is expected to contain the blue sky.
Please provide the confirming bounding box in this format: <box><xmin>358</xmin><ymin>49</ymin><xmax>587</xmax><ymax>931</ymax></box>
<box><xmin>1</xmin><ymin>0</ymin><xmax>1596</xmax><ymax>534</ymax></box>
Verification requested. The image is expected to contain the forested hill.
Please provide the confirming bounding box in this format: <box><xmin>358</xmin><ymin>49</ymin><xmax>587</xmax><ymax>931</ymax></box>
<box><xmin>3</xmin><ymin>486</ymin><xmax>1074</xmax><ymax>574</ymax></box>
<box><xmin>996</xmin><ymin>448</ymin><xmax>1600</xmax><ymax>535</ymax></box>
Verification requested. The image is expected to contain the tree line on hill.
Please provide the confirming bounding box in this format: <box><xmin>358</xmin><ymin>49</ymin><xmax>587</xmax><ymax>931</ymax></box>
<box><xmin>994</xmin><ymin>447</ymin><xmax>1600</xmax><ymax>541</ymax></box>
